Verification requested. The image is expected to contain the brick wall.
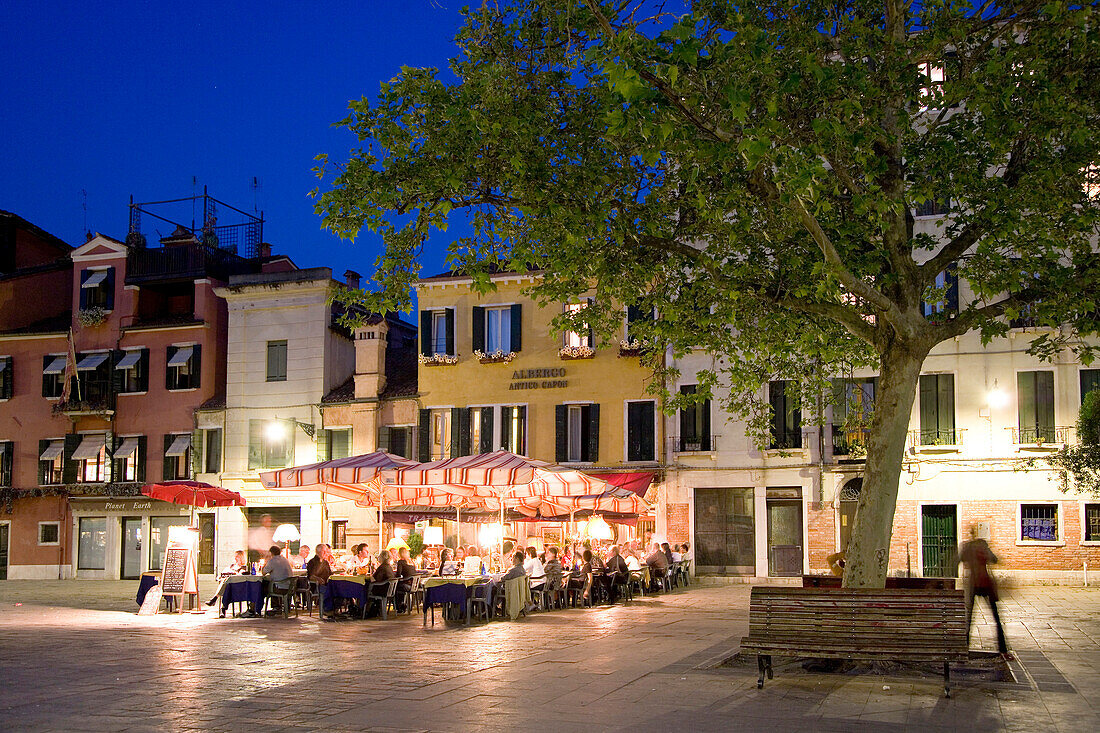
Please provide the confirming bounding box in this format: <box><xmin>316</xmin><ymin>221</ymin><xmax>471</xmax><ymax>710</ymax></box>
<box><xmin>666</xmin><ymin>503</ymin><xmax>689</xmax><ymax>544</ymax></box>
<box><xmin>806</xmin><ymin>503</ymin><xmax>834</xmax><ymax>572</ymax></box>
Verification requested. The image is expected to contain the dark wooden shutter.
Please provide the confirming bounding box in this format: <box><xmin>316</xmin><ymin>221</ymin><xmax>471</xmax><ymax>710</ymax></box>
<box><xmin>165</xmin><ymin>346</ymin><xmax>176</xmax><ymax>390</ymax></box>
<box><xmin>501</xmin><ymin>406</ymin><xmax>512</xmax><ymax>453</ymax></box>
<box><xmin>190</xmin><ymin>344</ymin><xmax>201</xmax><ymax>388</ymax></box>
<box><xmin>162</xmin><ymin>434</ymin><xmax>174</xmax><ymax>480</ymax></box>
<box><xmin>0</xmin><ymin>441</ymin><xmax>12</xmax><ymax>487</ymax></box>
<box><xmin>444</xmin><ymin>308</ymin><xmax>455</xmax><ymax>355</ymax></box>
<box><xmin>42</xmin><ymin>355</ymin><xmax>52</xmax><ymax>397</ymax></box>
<box><xmin>769</xmin><ymin>381</ymin><xmax>784</xmax><ymax>447</ymax></box>
<box><xmin>78</xmin><ymin>269</ymin><xmax>90</xmax><ymax>310</ymax></box>
<box><xmin>247</xmin><ymin>420</ymin><xmax>262</xmax><ymax>470</ymax></box>
<box><xmin>419</xmin><ymin>310</ymin><xmax>432</xmax><ymax>356</ymax></box>
<box><xmin>138</xmin><ymin>349</ymin><xmax>149</xmax><ymax>392</ymax></box>
<box><xmin>136</xmin><ymin>435</ymin><xmax>147</xmax><ymax>483</ymax></box>
<box><xmin>1082</xmin><ymin>370</ymin><xmax>1100</xmax><ymax>401</ymax></box>
<box><xmin>937</xmin><ymin>374</ymin><xmax>955</xmax><ymax>438</ymax></box>
<box><xmin>104</xmin><ymin>267</ymin><xmax>115</xmax><ymax>310</ymax></box>
<box><xmin>555</xmin><ymin>405</ymin><xmax>567</xmax><ymax>463</ymax></box>
<box><xmin>62</xmin><ymin>434</ymin><xmax>80</xmax><ymax>484</ymax></box>
<box><xmin>378</xmin><ymin>425</ymin><xmax>392</xmax><ymax>454</ymax></box>
<box><xmin>516</xmin><ymin>406</ymin><xmax>527</xmax><ymax>454</ymax></box>
<box><xmin>38</xmin><ymin>439</ymin><xmax>50</xmax><ymax>484</ymax></box>
<box><xmin>586</xmin><ymin>297</ymin><xmax>594</xmax><ymax>347</ymax></box>
<box><xmin>111</xmin><ymin>350</ymin><xmax>125</xmax><ymax>395</ymax></box>
<box><xmin>452</xmin><ymin>407</ymin><xmax>471</xmax><ymax>457</ymax></box>
<box><xmin>586</xmin><ymin>403</ymin><xmax>600</xmax><ymax>462</ymax></box>
<box><xmin>112</xmin><ymin>435</ymin><xmax>125</xmax><ymax>483</ymax></box>
<box><xmin>1</xmin><ymin>356</ymin><xmax>11</xmax><ymax>399</ymax></box>
<box><xmin>679</xmin><ymin>385</ymin><xmax>696</xmax><ymax>449</ymax></box>
<box><xmin>472</xmin><ymin>306</ymin><xmax>485</xmax><ymax>352</ymax></box>
<box><xmin>919</xmin><ymin>375</ymin><xmax>937</xmax><ymax>442</ymax></box>
<box><xmin>628</xmin><ymin>402</ymin><xmax>655</xmax><ymax>462</ymax></box>
<box><xmin>510</xmin><ymin>304</ymin><xmax>522</xmax><ymax>352</ymax></box>
<box><xmin>418</xmin><ymin>409</ymin><xmax>431</xmax><ymax>461</ymax></box>
<box><xmin>191</xmin><ymin>428</ymin><xmax>203</xmax><ymax>477</ymax></box>
<box><xmin>701</xmin><ymin>397</ymin><xmax>712</xmax><ymax>451</ymax></box>
<box><xmin>205</xmin><ymin>430</ymin><xmax>221</xmax><ymax>473</ymax></box>
<box><xmin>790</xmin><ymin>393</ymin><xmax>802</xmax><ymax>448</ymax></box>
<box><xmin>945</xmin><ymin>267</ymin><xmax>958</xmax><ymax>314</ymax></box>
<box><xmin>480</xmin><ymin>407</ymin><xmax>494</xmax><ymax>453</ymax></box>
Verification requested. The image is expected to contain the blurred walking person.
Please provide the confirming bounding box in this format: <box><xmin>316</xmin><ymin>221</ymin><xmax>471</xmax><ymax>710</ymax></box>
<box><xmin>959</xmin><ymin>528</ymin><xmax>1009</xmax><ymax>656</ymax></box>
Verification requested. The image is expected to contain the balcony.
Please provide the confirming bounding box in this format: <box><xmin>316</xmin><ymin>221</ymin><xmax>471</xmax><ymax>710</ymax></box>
<box><xmin>126</xmin><ymin>244</ymin><xmax>257</xmax><ymax>284</ymax></box>
<box><xmin>831</xmin><ymin>425</ymin><xmax>871</xmax><ymax>461</ymax></box>
<box><xmin>909</xmin><ymin>428</ymin><xmax>966</xmax><ymax>453</ymax></box>
<box><xmin>1010</xmin><ymin>426</ymin><xmax>1075</xmax><ymax>450</ymax></box>
<box><xmin>669</xmin><ymin>435</ymin><xmax>720</xmax><ymax>454</ymax></box>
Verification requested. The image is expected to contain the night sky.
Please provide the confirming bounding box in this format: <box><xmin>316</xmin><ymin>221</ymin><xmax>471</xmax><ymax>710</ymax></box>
<box><xmin>0</xmin><ymin>1</ymin><xmax>468</xmax><ymax>280</ymax></box>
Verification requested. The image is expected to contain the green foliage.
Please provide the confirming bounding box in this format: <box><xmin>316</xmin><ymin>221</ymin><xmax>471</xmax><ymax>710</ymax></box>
<box><xmin>407</xmin><ymin>531</ymin><xmax>425</xmax><ymax>559</ymax></box>
<box><xmin>1045</xmin><ymin>390</ymin><xmax>1100</xmax><ymax>497</ymax></box>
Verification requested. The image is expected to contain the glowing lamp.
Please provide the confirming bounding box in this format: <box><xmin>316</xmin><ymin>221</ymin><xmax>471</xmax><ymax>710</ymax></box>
<box><xmin>988</xmin><ymin>388</ymin><xmax>1009</xmax><ymax>409</ymax></box>
<box><xmin>265</xmin><ymin>421</ymin><xmax>286</xmax><ymax>441</ymax></box>
<box><xmin>167</xmin><ymin>525</ymin><xmax>199</xmax><ymax>548</ymax></box>
<box><xmin>272</xmin><ymin>524</ymin><xmax>300</xmax><ymax>544</ymax></box>
<box><xmin>478</xmin><ymin>523</ymin><xmax>503</xmax><ymax>547</ymax></box>
<box><xmin>423</xmin><ymin>526</ymin><xmax>444</xmax><ymax>545</ymax></box>
<box><xmin>584</xmin><ymin>516</ymin><xmax>614</xmax><ymax>541</ymax></box>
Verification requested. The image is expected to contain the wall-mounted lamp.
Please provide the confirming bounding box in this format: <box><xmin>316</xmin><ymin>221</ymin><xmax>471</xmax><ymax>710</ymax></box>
<box><xmin>269</xmin><ymin>417</ymin><xmax>316</xmax><ymax>441</ymax></box>
<box><xmin>988</xmin><ymin>380</ymin><xmax>1009</xmax><ymax>410</ymax></box>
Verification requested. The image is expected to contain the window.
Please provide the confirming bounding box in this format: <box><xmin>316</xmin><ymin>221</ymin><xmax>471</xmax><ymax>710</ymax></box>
<box><xmin>42</xmin><ymin>354</ymin><xmax>66</xmax><ymax>398</ymax></box>
<box><xmin>113</xmin><ymin>436</ymin><xmax>144</xmax><ymax>483</ymax></box>
<box><xmin>472</xmin><ymin>305</ymin><xmax>522</xmax><ymax>355</ymax></box>
<box><xmin>922</xmin><ymin>268</ymin><xmax>958</xmax><ymax>317</ymax></box>
<box><xmin>556</xmin><ymin>403</ymin><xmax>599</xmax><ymax>463</ymax></box>
<box><xmin>768</xmin><ymin>381</ymin><xmax>802</xmax><ymax>449</ymax></box>
<box><xmin>248</xmin><ymin>420</ymin><xmax>293</xmax><ymax>470</ymax></box>
<box><xmin>163</xmin><ymin>433</ymin><xmax>191</xmax><ymax>480</ymax></box>
<box><xmin>431</xmin><ymin>410</ymin><xmax>451</xmax><ymax>460</ymax></box>
<box><xmin>166</xmin><ymin>344</ymin><xmax>201</xmax><ymax>390</ymax></box>
<box><xmin>1020</xmin><ymin>504</ymin><xmax>1058</xmax><ymax>542</ymax></box>
<box><xmin>38</xmin><ymin>439</ymin><xmax>63</xmax><ymax>484</ymax></box>
<box><xmin>266</xmin><ymin>340</ymin><xmax>287</xmax><ymax>382</ymax></box>
<box><xmin>419</xmin><ymin>308</ymin><xmax>454</xmax><ymax>357</ymax></box>
<box><xmin>38</xmin><ymin>522</ymin><xmax>60</xmax><ymax>545</ymax></box>
<box><xmin>0</xmin><ymin>440</ymin><xmax>11</xmax><ymax>487</ymax></box>
<box><xmin>378</xmin><ymin>425</ymin><xmax>414</xmax><ymax>459</ymax></box>
<box><xmin>0</xmin><ymin>356</ymin><xmax>12</xmax><ymax>399</ymax></box>
<box><xmin>1018</xmin><ymin>371</ymin><xmax>1055</xmax><ymax>443</ymax></box>
<box><xmin>915</xmin><ymin>197</ymin><xmax>951</xmax><ymax>217</ymax></box>
<box><xmin>501</xmin><ymin>405</ymin><xmax>527</xmax><ymax>455</ymax></box>
<box><xmin>832</xmin><ymin>378</ymin><xmax>877</xmax><ymax>455</ymax></box>
<box><xmin>1086</xmin><ymin>504</ymin><xmax>1100</xmax><ymax>543</ymax></box>
<box><xmin>626</xmin><ymin>401</ymin><xmax>656</xmax><ymax>462</ymax></box>
<box><xmin>149</xmin><ymin>516</ymin><xmax>190</xmax><ymax>570</ymax></box>
<box><xmin>319</xmin><ymin>428</ymin><xmax>352</xmax><ymax>461</ymax></box>
<box><xmin>331</xmin><ymin>520</ymin><xmax>348</xmax><ymax>550</ymax></box>
<box><xmin>625</xmin><ymin>305</ymin><xmax>654</xmax><ymax>344</ymax></box>
<box><xmin>73</xmin><ymin>434</ymin><xmax>107</xmax><ymax>483</ymax></box>
<box><xmin>919</xmin><ymin>374</ymin><xmax>956</xmax><ymax>445</ymax></box>
<box><xmin>115</xmin><ymin>349</ymin><xmax>148</xmax><ymax>393</ymax></box>
<box><xmin>78</xmin><ymin>517</ymin><xmax>107</xmax><ymax>570</ymax></box>
<box><xmin>202</xmin><ymin>428</ymin><xmax>222</xmax><ymax>474</ymax></box>
<box><xmin>1082</xmin><ymin>369</ymin><xmax>1100</xmax><ymax>402</ymax></box>
<box><xmin>79</xmin><ymin>267</ymin><xmax>114</xmax><ymax>310</ymax></box>
<box><xmin>678</xmin><ymin>385</ymin><xmax>712</xmax><ymax>452</ymax></box>
<box><xmin>563</xmin><ymin>301</ymin><xmax>593</xmax><ymax>349</ymax></box>
<box><xmin>76</xmin><ymin>352</ymin><xmax>112</xmax><ymax>403</ymax></box>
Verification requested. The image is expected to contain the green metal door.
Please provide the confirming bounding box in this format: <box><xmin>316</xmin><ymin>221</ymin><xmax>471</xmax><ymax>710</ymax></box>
<box><xmin>921</xmin><ymin>505</ymin><xmax>957</xmax><ymax>577</ymax></box>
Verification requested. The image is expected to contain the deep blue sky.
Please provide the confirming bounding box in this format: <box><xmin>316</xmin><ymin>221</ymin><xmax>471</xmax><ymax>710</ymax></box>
<box><xmin>0</xmin><ymin>1</ymin><xmax>467</xmax><ymax>278</ymax></box>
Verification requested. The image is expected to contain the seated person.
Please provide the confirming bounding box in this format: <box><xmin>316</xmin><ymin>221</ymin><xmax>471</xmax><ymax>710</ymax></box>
<box><xmin>295</xmin><ymin>545</ymin><xmax>311</xmax><ymax>569</ymax></box>
<box><xmin>462</xmin><ymin>547</ymin><xmax>484</xmax><ymax>575</ymax></box>
<box><xmin>222</xmin><ymin>549</ymin><xmax>248</xmax><ymax>576</ymax></box>
<box><xmin>645</xmin><ymin>542</ymin><xmax>669</xmax><ymax>589</ymax></box>
<box><xmin>579</xmin><ymin>550</ymin><xmax>596</xmax><ymax>603</ymax></box>
<box><xmin>542</xmin><ymin>547</ymin><xmax>564</xmax><ymax>591</ymax></box>
<box><xmin>501</xmin><ymin>550</ymin><xmax>527</xmax><ymax>581</ymax></box>
<box><xmin>523</xmin><ymin>546</ymin><xmax>544</xmax><ymax>587</ymax></box>
<box><xmin>680</xmin><ymin>542</ymin><xmax>693</xmax><ymax>561</ymax></box>
<box><xmin>368</xmin><ymin>551</ymin><xmax>397</xmax><ymax>617</ymax></box>
<box><xmin>395</xmin><ymin>547</ymin><xmax>417</xmax><ymax>612</ymax></box>
<box><xmin>351</xmin><ymin>543</ymin><xmax>374</xmax><ymax>574</ymax></box>
<box><xmin>662</xmin><ymin>542</ymin><xmax>675</xmax><ymax>567</ymax></box>
<box><xmin>436</xmin><ymin>547</ymin><xmax>458</xmax><ymax>576</ymax></box>
<box><xmin>261</xmin><ymin>546</ymin><xmax>294</xmax><ymax>614</ymax></box>
<box><xmin>603</xmin><ymin>545</ymin><xmax>631</xmax><ymax>601</ymax></box>
<box><xmin>671</xmin><ymin>545</ymin><xmax>683</xmax><ymax>563</ymax></box>
<box><xmin>307</xmin><ymin>543</ymin><xmax>335</xmax><ymax>619</ymax></box>
<box><xmin>624</xmin><ymin>550</ymin><xmax>642</xmax><ymax>571</ymax></box>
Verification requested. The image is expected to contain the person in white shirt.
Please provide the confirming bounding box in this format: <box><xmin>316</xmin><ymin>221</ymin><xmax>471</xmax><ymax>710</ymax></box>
<box><xmin>523</xmin><ymin>546</ymin><xmax>544</xmax><ymax>587</ymax></box>
<box><xmin>671</xmin><ymin>548</ymin><xmax>683</xmax><ymax>562</ymax></box>
<box><xmin>625</xmin><ymin>553</ymin><xmax>642</xmax><ymax>571</ymax></box>
<box><xmin>463</xmin><ymin>545</ymin><xmax>484</xmax><ymax>575</ymax></box>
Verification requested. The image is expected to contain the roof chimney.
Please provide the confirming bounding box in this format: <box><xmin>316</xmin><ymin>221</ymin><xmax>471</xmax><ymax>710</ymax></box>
<box><xmin>344</xmin><ymin>270</ymin><xmax>361</xmax><ymax>289</ymax></box>
<box><xmin>258</xmin><ymin>242</ymin><xmax>272</xmax><ymax>259</ymax></box>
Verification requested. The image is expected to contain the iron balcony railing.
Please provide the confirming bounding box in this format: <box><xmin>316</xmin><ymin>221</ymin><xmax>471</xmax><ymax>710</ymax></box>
<box><xmin>126</xmin><ymin>243</ymin><xmax>255</xmax><ymax>284</ymax></box>
<box><xmin>669</xmin><ymin>435</ymin><xmax>720</xmax><ymax>453</ymax></box>
<box><xmin>767</xmin><ymin>432</ymin><xmax>804</xmax><ymax>450</ymax></box>
<box><xmin>909</xmin><ymin>428</ymin><xmax>966</xmax><ymax>448</ymax></box>
<box><xmin>831</xmin><ymin>425</ymin><xmax>871</xmax><ymax>456</ymax></box>
<box><xmin>1010</xmin><ymin>426</ymin><xmax>1075</xmax><ymax>446</ymax></box>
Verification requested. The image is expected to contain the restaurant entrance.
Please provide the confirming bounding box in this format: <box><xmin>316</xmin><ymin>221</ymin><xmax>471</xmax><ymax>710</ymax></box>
<box><xmin>198</xmin><ymin>514</ymin><xmax>215</xmax><ymax>574</ymax></box>
<box><xmin>120</xmin><ymin>517</ymin><xmax>142</xmax><ymax>580</ymax></box>
<box><xmin>766</xmin><ymin>489</ymin><xmax>804</xmax><ymax>577</ymax></box>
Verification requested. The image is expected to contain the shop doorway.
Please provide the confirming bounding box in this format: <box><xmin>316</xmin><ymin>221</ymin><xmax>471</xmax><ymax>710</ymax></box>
<box><xmin>120</xmin><ymin>517</ymin><xmax>142</xmax><ymax>579</ymax></box>
<box><xmin>0</xmin><ymin>524</ymin><xmax>8</xmax><ymax>580</ymax></box>
<box><xmin>921</xmin><ymin>505</ymin><xmax>958</xmax><ymax>577</ymax></box>
<box><xmin>767</xmin><ymin>498</ymin><xmax>804</xmax><ymax>577</ymax></box>
<box><xmin>693</xmin><ymin>488</ymin><xmax>755</xmax><ymax>574</ymax></box>
<box><xmin>198</xmin><ymin>515</ymin><xmax>215</xmax><ymax>574</ymax></box>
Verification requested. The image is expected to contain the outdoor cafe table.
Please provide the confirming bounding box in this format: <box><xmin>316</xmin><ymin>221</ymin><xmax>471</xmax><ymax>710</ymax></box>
<box><xmin>326</xmin><ymin>574</ymin><xmax>369</xmax><ymax>612</ymax></box>
<box><xmin>222</xmin><ymin>575</ymin><xmax>265</xmax><ymax>615</ymax></box>
<box><xmin>422</xmin><ymin>575</ymin><xmax>504</xmax><ymax>625</ymax></box>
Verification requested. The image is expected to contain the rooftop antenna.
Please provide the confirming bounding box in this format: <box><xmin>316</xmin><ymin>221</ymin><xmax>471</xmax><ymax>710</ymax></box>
<box><xmin>191</xmin><ymin>176</ymin><xmax>198</xmax><ymax>231</ymax></box>
<box><xmin>81</xmin><ymin>189</ymin><xmax>88</xmax><ymax>238</ymax></box>
<box><xmin>251</xmin><ymin>176</ymin><xmax>262</xmax><ymax>213</ymax></box>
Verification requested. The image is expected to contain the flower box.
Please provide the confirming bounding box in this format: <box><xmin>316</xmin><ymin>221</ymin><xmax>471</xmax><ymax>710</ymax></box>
<box><xmin>418</xmin><ymin>353</ymin><xmax>459</xmax><ymax>366</ymax></box>
<box><xmin>558</xmin><ymin>346</ymin><xmax>595</xmax><ymax>360</ymax></box>
<box><xmin>474</xmin><ymin>350</ymin><xmax>517</xmax><ymax>364</ymax></box>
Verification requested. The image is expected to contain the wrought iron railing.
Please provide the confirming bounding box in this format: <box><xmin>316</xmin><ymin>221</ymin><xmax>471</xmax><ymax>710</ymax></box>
<box><xmin>126</xmin><ymin>243</ymin><xmax>254</xmax><ymax>283</ymax></box>
<box><xmin>669</xmin><ymin>435</ymin><xmax>720</xmax><ymax>453</ymax></box>
<box><xmin>831</xmin><ymin>425</ymin><xmax>871</xmax><ymax>456</ymax></box>
<box><xmin>767</xmin><ymin>432</ymin><xmax>803</xmax><ymax>450</ymax></box>
<box><xmin>1010</xmin><ymin>426</ymin><xmax>1075</xmax><ymax>445</ymax></box>
<box><xmin>909</xmin><ymin>428</ymin><xmax>965</xmax><ymax>448</ymax></box>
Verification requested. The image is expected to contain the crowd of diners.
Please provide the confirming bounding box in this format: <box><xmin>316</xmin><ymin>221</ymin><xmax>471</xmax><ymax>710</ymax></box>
<box><xmin>210</xmin><ymin>537</ymin><xmax>693</xmax><ymax>620</ymax></box>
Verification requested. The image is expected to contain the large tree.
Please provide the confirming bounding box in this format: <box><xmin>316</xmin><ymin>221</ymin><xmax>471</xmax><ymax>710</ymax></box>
<box><xmin>314</xmin><ymin>1</ymin><xmax>1100</xmax><ymax>586</ymax></box>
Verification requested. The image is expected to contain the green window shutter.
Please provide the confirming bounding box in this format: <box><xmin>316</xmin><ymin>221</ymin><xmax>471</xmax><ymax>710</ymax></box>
<box><xmin>378</xmin><ymin>425</ymin><xmax>392</xmax><ymax>453</ymax></box>
<box><xmin>1018</xmin><ymin>372</ymin><xmax>1037</xmax><ymax>433</ymax></box>
<box><xmin>444</xmin><ymin>308</ymin><xmax>455</xmax><ymax>355</ymax></box>
<box><xmin>451</xmin><ymin>407</ymin><xmax>471</xmax><ymax>457</ymax></box>
<box><xmin>1</xmin><ymin>356</ymin><xmax>12</xmax><ymax>399</ymax></box>
<box><xmin>317</xmin><ymin>429</ymin><xmax>332</xmax><ymax>462</ymax></box>
<box><xmin>0</xmin><ymin>441</ymin><xmax>12</xmax><ymax>487</ymax></box>
<box><xmin>555</xmin><ymin>405</ymin><xmax>567</xmax><ymax>463</ymax></box>
<box><xmin>190</xmin><ymin>344</ymin><xmax>201</xmax><ymax>388</ymax></box>
<box><xmin>585</xmin><ymin>403</ymin><xmax>600</xmax><ymax>462</ymax></box>
<box><xmin>62</xmin><ymin>434</ymin><xmax>80</xmax><ymax>484</ymax></box>
<box><xmin>38</xmin><ymin>439</ymin><xmax>50</xmax><ymax>485</ymax></box>
<box><xmin>516</xmin><ymin>406</ymin><xmax>527</xmax><ymax>454</ymax></box>
<box><xmin>332</xmin><ymin>429</ymin><xmax>351</xmax><ymax>459</ymax></box>
<box><xmin>165</xmin><ymin>346</ymin><xmax>176</xmax><ymax>390</ymax></box>
<box><xmin>769</xmin><ymin>381</ymin><xmax>784</xmax><ymax>447</ymax></box>
<box><xmin>418</xmin><ymin>409</ymin><xmax>431</xmax><ymax>462</ymax></box>
<box><xmin>247</xmin><ymin>420</ymin><xmax>262</xmax><ymax>470</ymax></box>
<box><xmin>472</xmin><ymin>306</ymin><xmax>485</xmax><ymax>352</ymax></box>
<box><xmin>1081</xmin><ymin>370</ymin><xmax>1100</xmax><ymax>401</ymax></box>
<box><xmin>679</xmin><ymin>385</ymin><xmax>696</xmax><ymax>447</ymax></box>
<box><xmin>480</xmin><ymin>406</ymin><xmax>494</xmax><ymax>453</ymax></box>
<box><xmin>937</xmin><ymin>374</ymin><xmax>955</xmax><ymax>437</ymax></box>
<box><xmin>628</xmin><ymin>402</ymin><xmax>655</xmax><ymax>462</ymax></box>
<box><xmin>191</xmin><ymin>428</ymin><xmax>203</xmax><ymax>477</ymax></box>
<box><xmin>1036</xmin><ymin>371</ymin><xmax>1054</xmax><ymax>435</ymax></box>
<box><xmin>919</xmin><ymin>375</ymin><xmax>937</xmax><ymax>442</ymax></box>
<box><xmin>419</xmin><ymin>310</ymin><xmax>432</xmax><ymax>356</ymax></box>
<box><xmin>510</xmin><ymin>304</ymin><xmax>522</xmax><ymax>352</ymax></box>
<box><xmin>162</xmin><ymin>434</ymin><xmax>174</xmax><ymax>481</ymax></box>
<box><xmin>136</xmin><ymin>436</ymin><xmax>147</xmax><ymax>483</ymax></box>
<box><xmin>501</xmin><ymin>407</ymin><xmax>512</xmax><ymax>453</ymax></box>
<box><xmin>112</xmin><ymin>435</ymin><xmax>125</xmax><ymax>483</ymax></box>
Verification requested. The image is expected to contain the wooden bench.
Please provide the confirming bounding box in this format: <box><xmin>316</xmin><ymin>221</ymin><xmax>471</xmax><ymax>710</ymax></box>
<box><xmin>802</xmin><ymin>574</ymin><xmax>956</xmax><ymax>590</ymax></box>
<box><xmin>740</xmin><ymin>587</ymin><xmax>969</xmax><ymax>697</ymax></box>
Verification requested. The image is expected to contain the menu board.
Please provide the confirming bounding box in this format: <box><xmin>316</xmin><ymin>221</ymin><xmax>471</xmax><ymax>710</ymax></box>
<box><xmin>160</xmin><ymin>547</ymin><xmax>189</xmax><ymax>595</ymax></box>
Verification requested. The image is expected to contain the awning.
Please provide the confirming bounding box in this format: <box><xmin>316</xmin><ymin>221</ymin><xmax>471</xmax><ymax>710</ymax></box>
<box><xmin>167</xmin><ymin>346</ymin><xmax>193</xmax><ymax>367</ymax></box>
<box><xmin>76</xmin><ymin>353</ymin><xmax>109</xmax><ymax>371</ymax></box>
<box><xmin>72</xmin><ymin>435</ymin><xmax>105</xmax><ymax>461</ymax></box>
<box><xmin>598</xmin><ymin>472</ymin><xmax>655</xmax><ymax>496</ymax></box>
<box><xmin>81</xmin><ymin>270</ymin><xmax>108</xmax><ymax>288</ymax></box>
<box><xmin>39</xmin><ymin>440</ymin><xmax>64</xmax><ymax>460</ymax></box>
<box><xmin>165</xmin><ymin>434</ymin><xmax>191</xmax><ymax>456</ymax></box>
<box><xmin>114</xmin><ymin>437</ymin><xmax>140</xmax><ymax>459</ymax></box>
<box><xmin>114</xmin><ymin>351</ymin><xmax>141</xmax><ymax>370</ymax></box>
<box><xmin>43</xmin><ymin>356</ymin><xmax>67</xmax><ymax>375</ymax></box>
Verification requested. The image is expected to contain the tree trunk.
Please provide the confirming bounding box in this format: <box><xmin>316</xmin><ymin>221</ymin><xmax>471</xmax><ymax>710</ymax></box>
<box><xmin>842</xmin><ymin>342</ymin><xmax>927</xmax><ymax>588</ymax></box>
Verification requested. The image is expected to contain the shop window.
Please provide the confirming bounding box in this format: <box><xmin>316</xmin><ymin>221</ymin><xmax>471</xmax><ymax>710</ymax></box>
<box><xmin>318</xmin><ymin>428</ymin><xmax>352</xmax><ymax>461</ymax></box>
<box><xmin>1086</xmin><ymin>504</ymin><xmax>1100</xmax><ymax>543</ymax></box>
<box><xmin>42</xmin><ymin>354</ymin><xmax>66</xmax><ymax>398</ymax></box>
<box><xmin>113</xmin><ymin>436</ymin><xmax>145</xmax><ymax>483</ymax></box>
<box><xmin>73</xmin><ymin>434</ymin><xmax>107</xmax><ymax>483</ymax></box>
<box><xmin>149</xmin><ymin>516</ymin><xmax>190</xmax><ymax>570</ymax></box>
<box><xmin>626</xmin><ymin>400</ymin><xmax>656</xmax><ymax>462</ymax></box>
<box><xmin>247</xmin><ymin>420</ymin><xmax>293</xmax><ymax>470</ymax></box>
<box><xmin>79</xmin><ymin>267</ymin><xmax>114</xmax><ymax>310</ymax></box>
<box><xmin>472</xmin><ymin>305</ymin><xmax>522</xmax><ymax>354</ymax></box>
<box><xmin>419</xmin><ymin>308</ymin><xmax>454</xmax><ymax>357</ymax></box>
<box><xmin>38</xmin><ymin>521</ymin><xmax>60</xmax><ymax>545</ymax></box>
<box><xmin>115</xmin><ymin>348</ymin><xmax>148</xmax><ymax>393</ymax></box>
<box><xmin>556</xmin><ymin>403</ymin><xmax>599</xmax><ymax>463</ymax></box>
<box><xmin>768</xmin><ymin>381</ymin><xmax>802</xmax><ymax>449</ymax></box>
<box><xmin>501</xmin><ymin>405</ymin><xmax>527</xmax><ymax>455</ymax></box>
<box><xmin>1020</xmin><ymin>504</ymin><xmax>1058</xmax><ymax>542</ymax></box>
<box><xmin>266</xmin><ymin>340</ymin><xmax>287</xmax><ymax>382</ymax></box>
<box><xmin>0</xmin><ymin>356</ymin><xmax>12</xmax><ymax>399</ymax></box>
<box><xmin>919</xmin><ymin>373</ymin><xmax>957</xmax><ymax>445</ymax></box>
<box><xmin>38</xmin><ymin>439</ymin><xmax>63</xmax><ymax>484</ymax></box>
<box><xmin>77</xmin><ymin>517</ymin><xmax>107</xmax><ymax>570</ymax></box>
<box><xmin>166</xmin><ymin>344</ymin><xmax>201</xmax><ymax>390</ymax></box>
<box><xmin>1018</xmin><ymin>371</ymin><xmax>1055</xmax><ymax>443</ymax></box>
<box><xmin>331</xmin><ymin>520</ymin><xmax>347</xmax><ymax>550</ymax></box>
<box><xmin>678</xmin><ymin>385</ymin><xmax>712</xmax><ymax>452</ymax></box>
<box><xmin>163</xmin><ymin>434</ymin><xmax>191</xmax><ymax>480</ymax></box>
<box><xmin>563</xmin><ymin>301</ymin><xmax>593</xmax><ymax>349</ymax></box>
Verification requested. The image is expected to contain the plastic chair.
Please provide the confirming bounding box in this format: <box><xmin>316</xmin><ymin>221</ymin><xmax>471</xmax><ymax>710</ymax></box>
<box><xmin>466</xmin><ymin>580</ymin><xmax>493</xmax><ymax>624</ymax></box>
<box><xmin>398</xmin><ymin>576</ymin><xmax>421</xmax><ymax>615</ymax></box>
<box><xmin>268</xmin><ymin>578</ymin><xmax>298</xmax><ymax>618</ymax></box>
<box><xmin>367</xmin><ymin>579</ymin><xmax>399</xmax><ymax>619</ymax></box>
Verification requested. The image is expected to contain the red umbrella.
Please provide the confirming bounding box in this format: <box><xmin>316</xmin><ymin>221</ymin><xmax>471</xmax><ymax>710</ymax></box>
<box><xmin>141</xmin><ymin>481</ymin><xmax>245</xmax><ymax>524</ymax></box>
